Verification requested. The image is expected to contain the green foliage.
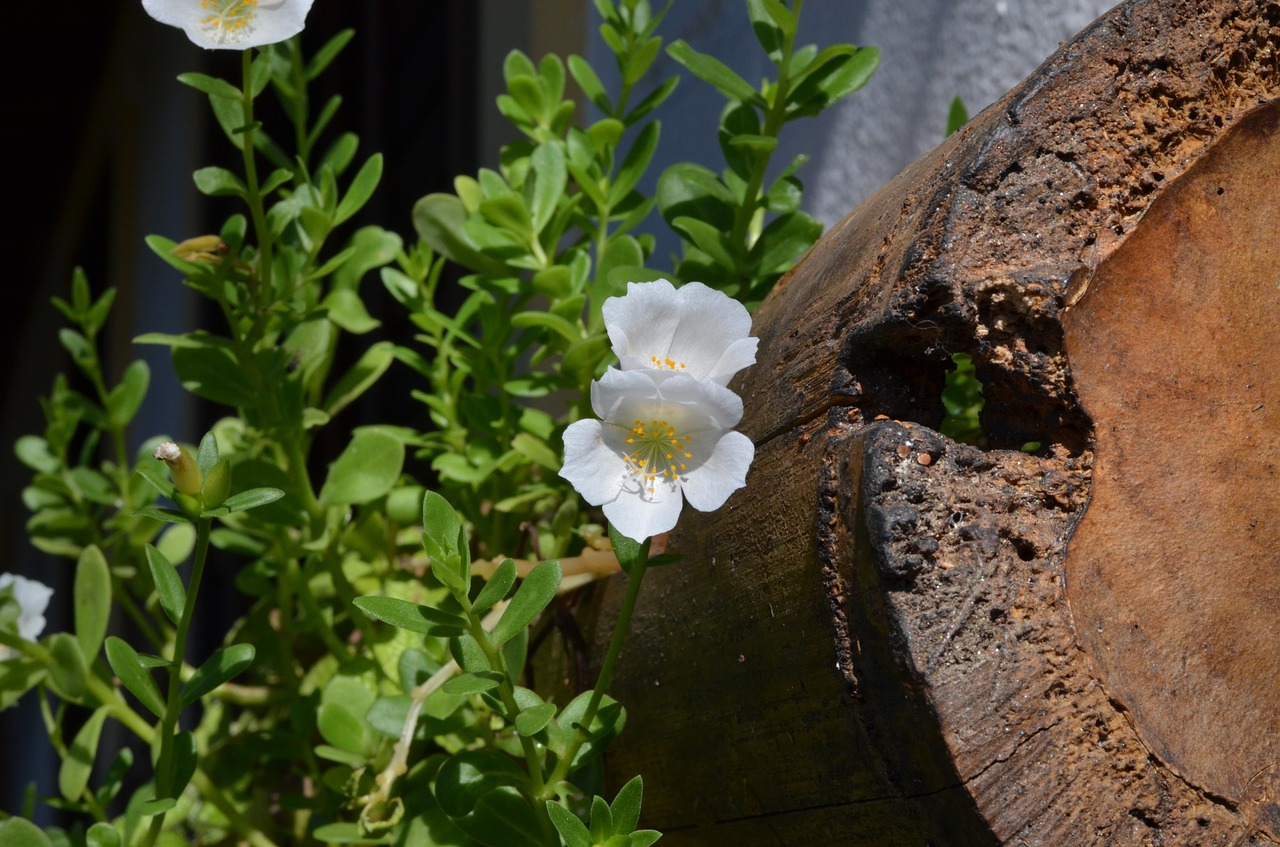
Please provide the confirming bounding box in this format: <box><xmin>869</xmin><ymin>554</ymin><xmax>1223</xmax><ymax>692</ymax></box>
<box><xmin>946</xmin><ymin>95</ymin><xmax>969</xmax><ymax>136</ymax></box>
<box><xmin>5</xmin><ymin>3</ymin><xmax>878</xmax><ymax>844</ymax></box>
<box><xmin>940</xmin><ymin>352</ymin><xmax>985</xmax><ymax>446</ymax></box>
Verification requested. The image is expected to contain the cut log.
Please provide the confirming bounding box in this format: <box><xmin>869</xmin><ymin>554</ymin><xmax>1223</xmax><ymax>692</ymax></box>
<box><xmin>565</xmin><ymin>0</ymin><xmax>1280</xmax><ymax>844</ymax></box>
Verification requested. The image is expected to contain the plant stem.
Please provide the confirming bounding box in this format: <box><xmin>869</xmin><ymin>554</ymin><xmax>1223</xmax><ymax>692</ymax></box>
<box><xmin>240</xmin><ymin>49</ymin><xmax>275</xmax><ymax>328</ymax></box>
<box><xmin>142</xmin><ymin>516</ymin><xmax>212</xmax><ymax>847</ymax></box>
<box><xmin>540</xmin><ymin>561</ymin><xmax>647</xmax><ymax>798</ymax></box>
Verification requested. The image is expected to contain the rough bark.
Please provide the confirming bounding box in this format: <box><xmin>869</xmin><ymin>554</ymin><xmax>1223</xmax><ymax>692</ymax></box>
<box><xmin>566</xmin><ymin>0</ymin><xmax>1280</xmax><ymax>843</ymax></box>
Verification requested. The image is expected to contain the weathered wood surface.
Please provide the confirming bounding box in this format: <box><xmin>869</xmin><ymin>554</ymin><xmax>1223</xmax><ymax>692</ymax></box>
<box><xmin>570</xmin><ymin>0</ymin><xmax>1280</xmax><ymax>843</ymax></box>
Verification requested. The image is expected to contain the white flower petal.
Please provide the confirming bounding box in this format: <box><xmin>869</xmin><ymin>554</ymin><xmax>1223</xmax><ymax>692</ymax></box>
<box><xmin>559</xmin><ymin>420</ymin><xmax>624</xmax><ymax>507</ymax></box>
<box><xmin>680</xmin><ymin>430</ymin><xmax>754</xmax><ymax>512</ymax></box>
<box><xmin>604</xmin><ymin>280</ymin><xmax>756</xmax><ymax>384</ymax></box>
<box><xmin>142</xmin><ymin>0</ymin><xmax>313</xmax><ymax>50</ymax></box>
<box><xmin>603</xmin><ymin>483</ymin><xmax>684</xmax><ymax>543</ymax></box>
<box><xmin>0</xmin><ymin>573</ymin><xmax>54</xmax><ymax>645</ymax></box>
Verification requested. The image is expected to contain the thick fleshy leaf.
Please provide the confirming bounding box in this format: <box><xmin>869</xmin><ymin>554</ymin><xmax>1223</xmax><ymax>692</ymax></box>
<box><xmin>48</xmin><ymin>634</ymin><xmax>88</xmax><ymax>700</ymax></box>
<box><xmin>490</xmin><ymin>560</ymin><xmax>561</xmax><ymax>645</ymax></box>
<box><xmin>180</xmin><ymin>644</ymin><xmax>255</xmax><ymax>705</ymax></box>
<box><xmin>320</xmin><ymin>428</ymin><xmax>404</xmax><ymax>506</ymax></box>
<box><xmin>59</xmin><ymin>705</ymin><xmax>108</xmax><ymax>800</ymax></box>
<box><xmin>222</xmin><ymin>487</ymin><xmax>285</xmax><ymax>513</ymax></box>
<box><xmin>354</xmin><ymin>596</ymin><xmax>467</xmax><ymax>637</ymax></box>
<box><xmin>473</xmin><ymin>559</ymin><xmax>517</xmax><ymax>615</ymax></box>
<box><xmin>74</xmin><ymin>545</ymin><xmax>111</xmax><ymax>659</ymax></box>
<box><xmin>145</xmin><ymin>545</ymin><xmax>185</xmax><ymax>627</ymax></box>
<box><xmin>104</xmin><ymin>637</ymin><xmax>165</xmax><ymax>718</ymax></box>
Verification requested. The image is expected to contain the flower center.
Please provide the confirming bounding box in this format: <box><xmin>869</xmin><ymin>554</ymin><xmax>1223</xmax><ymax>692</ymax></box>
<box><xmin>623</xmin><ymin>419</ymin><xmax>694</xmax><ymax>494</ymax></box>
<box><xmin>648</xmin><ymin>354</ymin><xmax>688</xmax><ymax>372</ymax></box>
<box><xmin>200</xmin><ymin>0</ymin><xmax>259</xmax><ymax>43</ymax></box>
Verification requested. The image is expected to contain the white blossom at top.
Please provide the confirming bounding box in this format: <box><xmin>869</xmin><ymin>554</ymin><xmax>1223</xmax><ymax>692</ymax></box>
<box><xmin>0</xmin><ymin>574</ymin><xmax>54</xmax><ymax>660</ymax></box>
<box><xmin>142</xmin><ymin>0</ymin><xmax>313</xmax><ymax>50</ymax></box>
<box><xmin>560</xmin><ymin>368</ymin><xmax>755</xmax><ymax>542</ymax></box>
<box><xmin>603</xmin><ymin>279</ymin><xmax>758</xmax><ymax>386</ymax></box>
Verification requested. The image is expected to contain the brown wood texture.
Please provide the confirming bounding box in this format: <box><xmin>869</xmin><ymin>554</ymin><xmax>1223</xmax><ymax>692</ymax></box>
<box><xmin>567</xmin><ymin>0</ymin><xmax>1280</xmax><ymax>844</ymax></box>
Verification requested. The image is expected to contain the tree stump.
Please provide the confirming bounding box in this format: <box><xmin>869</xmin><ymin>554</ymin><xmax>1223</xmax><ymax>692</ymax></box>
<box><xmin>576</xmin><ymin>0</ymin><xmax>1280</xmax><ymax>843</ymax></box>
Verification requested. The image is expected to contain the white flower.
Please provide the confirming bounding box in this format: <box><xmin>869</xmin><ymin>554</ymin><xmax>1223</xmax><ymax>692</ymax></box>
<box><xmin>560</xmin><ymin>369</ymin><xmax>754</xmax><ymax>542</ymax></box>
<box><xmin>142</xmin><ymin>0</ymin><xmax>313</xmax><ymax>50</ymax></box>
<box><xmin>603</xmin><ymin>279</ymin><xmax>758</xmax><ymax>386</ymax></box>
<box><xmin>0</xmin><ymin>574</ymin><xmax>54</xmax><ymax>660</ymax></box>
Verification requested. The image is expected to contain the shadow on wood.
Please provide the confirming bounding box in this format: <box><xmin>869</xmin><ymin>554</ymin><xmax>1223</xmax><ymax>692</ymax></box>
<box><xmin>564</xmin><ymin>0</ymin><xmax>1279</xmax><ymax>844</ymax></box>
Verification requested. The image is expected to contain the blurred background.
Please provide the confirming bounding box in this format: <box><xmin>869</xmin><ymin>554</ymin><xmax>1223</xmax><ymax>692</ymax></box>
<box><xmin>0</xmin><ymin>0</ymin><xmax>1111</xmax><ymax>822</ymax></box>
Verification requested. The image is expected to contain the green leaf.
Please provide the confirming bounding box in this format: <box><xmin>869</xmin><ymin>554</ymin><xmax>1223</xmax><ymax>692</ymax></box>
<box><xmin>946</xmin><ymin>95</ymin><xmax>969</xmax><ymax>136</ymax></box>
<box><xmin>14</xmin><ymin>436</ymin><xmax>59</xmax><ymax>474</ymax></box>
<box><xmin>567</xmin><ymin>55</ymin><xmax>611</xmax><ymax>113</ymax></box>
<box><xmin>749</xmin><ymin>210</ymin><xmax>823</xmax><ymax>277</ymax></box>
<box><xmin>138</xmin><ymin>797</ymin><xmax>176</xmax><ymax>817</ymax></box>
<box><xmin>454</xmin><ymin>786</ymin><xmax>544</xmax><ymax>847</ymax></box>
<box><xmin>546</xmin><ymin>801</ymin><xmax>592</xmax><ymax>847</ymax></box>
<box><xmin>176</xmin><ymin>72</ymin><xmax>240</xmax><ymax>100</ymax></box>
<box><xmin>196</xmin><ymin>432</ymin><xmax>219</xmax><ymax>477</ymax></box>
<box><xmin>609</xmin><ymin>122</ymin><xmax>660</xmax><ymax>207</ymax></box>
<box><xmin>514</xmin><ymin>701</ymin><xmax>556</xmax><ymax>737</ymax></box>
<box><xmin>222</xmin><ymin>487</ymin><xmax>285</xmax><ymax>513</ymax></box>
<box><xmin>611</xmin><ymin>775</ymin><xmax>644</xmax><ymax>835</ymax></box>
<box><xmin>132</xmin><ymin>507</ymin><xmax>193</xmax><ymax>525</ymax></box>
<box><xmin>441</xmin><ymin>672</ymin><xmax>503</xmax><ymax>696</ymax></box>
<box><xmin>193</xmin><ymin>166</ymin><xmax>248</xmax><ymax>198</ymax></box>
<box><xmin>145</xmin><ymin>545</ymin><xmax>185</xmax><ymax>627</ymax></box>
<box><xmin>671</xmin><ymin>215</ymin><xmax>736</xmax><ymax>269</ymax></box>
<box><xmin>306</xmin><ymin>28</ymin><xmax>356</xmax><ymax>80</ymax></box>
<box><xmin>334</xmin><ymin>153</ymin><xmax>383</xmax><ymax>225</ymax></box>
<box><xmin>320</xmin><ymin>428</ymin><xmax>405</xmax><ymax>506</ymax></box>
<box><xmin>0</xmin><ymin>817</ymin><xmax>56</xmax><ymax>847</ymax></box>
<box><xmin>85</xmin><ymin>823</ymin><xmax>122</xmax><ymax>847</ymax></box>
<box><xmin>746</xmin><ymin>0</ymin><xmax>786</xmax><ymax>60</ymax></box>
<box><xmin>48</xmin><ymin>634</ymin><xmax>88</xmax><ymax>700</ymax></box>
<box><xmin>556</xmin><ymin>690</ymin><xmax>626</xmax><ymax>772</ymax></box>
<box><xmin>59</xmin><ymin>706</ymin><xmax>108</xmax><ymax>801</ymax></box>
<box><xmin>421</xmin><ymin>491</ymin><xmax>463</xmax><ymax>562</ymax></box>
<box><xmin>656</xmin><ymin>163</ymin><xmax>735</xmax><ymax>231</ymax></box>
<box><xmin>510</xmin><ymin>310</ymin><xmax>581</xmax><ymax>344</ymax></box>
<box><xmin>173</xmin><ymin>342</ymin><xmax>254</xmax><ymax>408</ymax></box>
<box><xmin>623</xmin><ymin>76</ymin><xmax>679</xmax><ymax>125</ymax></box>
<box><xmin>786</xmin><ymin>46</ymin><xmax>880</xmax><ymax>118</ymax></box>
<box><xmin>666</xmin><ymin>40</ymin><xmax>761</xmax><ymax>104</ymax></box>
<box><xmin>510</xmin><ymin>433</ymin><xmax>561</xmax><ymax>472</ymax></box>
<box><xmin>473</xmin><ymin>560</ymin><xmax>517</xmax><ymax>616</ymax></box>
<box><xmin>180</xmin><ymin>643</ymin><xmax>255</xmax><ymax>705</ymax></box>
<box><xmin>322</xmin><ymin>341</ymin><xmax>394</xmax><ymax>417</ymax></box>
<box><xmin>528</xmin><ymin>142</ymin><xmax>566</xmax><ymax>235</ymax></box>
<box><xmin>413</xmin><ymin>194</ymin><xmax>508</xmax><ymax>275</ymax></box>
<box><xmin>479</xmin><ymin>194</ymin><xmax>533</xmax><ymax>238</ymax></box>
<box><xmin>354</xmin><ymin>596</ymin><xmax>468</xmax><ymax>637</ymax></box>
<box><xmin>167</xmin><ymin>731</ymin><xmax>197</xmax><ymax>798</ymax></box>
<box><xmin>590</xmin><ymin>795</ymin><xmax>613</xmax><ymax>843</ymax></box>
<box><xmin>322</xmin><ymin>288</ymin><xmax>381</xmax><ymax>334</ymax></box>
<box><xmin>434</xmin><ymin>750</ymin><xmax>524</xmax><ymax>817</ymax></box>
<box><xmin>74</xmin><ymin>545</ymin><xmax>111</xmax><ymax>659</ymax></box>
<box><xmin>609</xmin><ymin>524</ymin><xmax>648</xmax><ymax>574</ymax></box>
<box><xmin>490</xmin><ymin>559</ymin><xmax>561</xmax><ymax>645</ymax></box>
<box><xmin>106</xmin><ymin>361</ymin><xmax>149</xmax><ymax>428</ymax></box>
<box><xmin>104</xmin><ymin>637</ymin><xmax>165</xmax><ymax>718</ymax></box>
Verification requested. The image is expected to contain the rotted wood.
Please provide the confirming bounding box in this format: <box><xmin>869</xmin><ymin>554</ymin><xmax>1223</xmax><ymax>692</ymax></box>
<box><xmin>564</xmin><ymin>0</ymin><xmax>1280</xmax><ymax>844</ymax></box>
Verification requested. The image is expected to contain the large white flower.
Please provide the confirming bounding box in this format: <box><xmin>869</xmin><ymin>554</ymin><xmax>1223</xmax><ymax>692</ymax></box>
<box><xmin>560</xmin><ymin>369</ymin><xmax>754</xmax><ymax>542</ymax></box>
<box><xmin>0</xmin><ymin>574</ymin><xmax>54</xmax><ymax>660</ymax></box>
<box><xmin>142</xmin><ymin>0</ymin><xmax>313</xmax><ymax>50</ymax></box>
<box><xmin>603</xmin><ymin>279</ymin><xmax>758</xmax><ymax>386</ymax></box>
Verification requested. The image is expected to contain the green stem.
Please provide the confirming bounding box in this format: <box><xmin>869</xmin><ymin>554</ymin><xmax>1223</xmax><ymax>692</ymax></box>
<box><xmin>459</xmin><ymin>603</ymin><xmax>555</xmax><ymax>844</ymax></box>
<box><xmin>540</xmin><ymin>562</ymin><xmax>647</xmax><ymax>798</ymax></box>
<box><xmin>240</xmin><ymin>49</ymin><xmax>275</xmax><ymax>327</ymax></box>
<box><xmin>142</xmin><ymin>517</ymin><xmax>212</xmax><ymax>847</ymax></box>
<box><xmin>728</xmin><ymin>0</ymin><xmax>802</xmax><ymax>273</ymax></box>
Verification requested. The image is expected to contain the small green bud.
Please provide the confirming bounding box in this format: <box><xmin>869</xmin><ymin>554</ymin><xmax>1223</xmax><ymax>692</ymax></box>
<box><xmin>202</xmin><ymin>459</ymin><xmax>232</xmax><ymax>510</ymax></box>
<box><xmin>154</xmin><ymin>442</ymin><xmax>203</xmax><ymax>496</ymax></box>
